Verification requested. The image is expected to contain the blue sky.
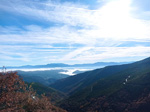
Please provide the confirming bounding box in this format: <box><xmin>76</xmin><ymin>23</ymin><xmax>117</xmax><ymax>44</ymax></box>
<box><xmin>0</xmin><ymin>0</ymin><xmax>150</xmax><ymax>66</ymax></box>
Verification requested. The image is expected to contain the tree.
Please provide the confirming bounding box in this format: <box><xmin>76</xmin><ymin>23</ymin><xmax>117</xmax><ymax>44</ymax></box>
<box><xmin>0</xmin><ymin>72</ymin><xmax>66</xmax><ymax>112</ymax></box>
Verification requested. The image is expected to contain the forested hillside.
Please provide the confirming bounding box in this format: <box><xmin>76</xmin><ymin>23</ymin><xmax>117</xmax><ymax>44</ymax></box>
<box><xmin>59</xmin><ymin>57</ymin><xmax>150</xmax><ymax>112</ymax></box>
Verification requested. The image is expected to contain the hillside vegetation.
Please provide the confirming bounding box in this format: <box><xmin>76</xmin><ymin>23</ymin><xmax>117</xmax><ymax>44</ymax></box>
<box><xmin>29</xmin><ymin>82</ymin><xmax>66</xmax><ymax>103</ymax></box>
<box><xmin>0</xmin><ymin>72</ymin><xmax>66</xmax><ymax>112</ymax></box>
<box><xmin>56</xmin><ymin>57</ymin><xmax>150</xmax><ymax>112</ymax></box>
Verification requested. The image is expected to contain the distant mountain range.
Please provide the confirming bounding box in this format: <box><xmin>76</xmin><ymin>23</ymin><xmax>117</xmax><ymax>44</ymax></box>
<box><xmin>4</xmin><ymin>62</ymin><xmax>131</xmax><ymax>69</ymax></box>
<box><xmin>17</xmin><ymin>70</ymin><xmax>69</xmax><ymax>86</ymax></box>
<box><xmin>4</xmin><ymin>62</ymin><xmax>131</xmax><ymax>87</ymax></box>
<box><xmin>49</xmin><ymin>57</ymin><xmax>150</xmax><ymax>112</ymax></box>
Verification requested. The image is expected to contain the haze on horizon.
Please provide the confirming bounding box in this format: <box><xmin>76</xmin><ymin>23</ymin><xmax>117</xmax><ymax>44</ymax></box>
<box><xmin>0</xmin><ymin>0</ymin><xmax>150</xmax><ymax>66</ymax></box>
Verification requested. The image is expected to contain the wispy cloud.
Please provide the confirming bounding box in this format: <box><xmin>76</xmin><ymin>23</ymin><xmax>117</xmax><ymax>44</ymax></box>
<box><xmin>59</xmin><ymin>46</ymin><xmax>150</xmax><ymax>63</ymax></box>
<box><xmin>0</xmin><ymin>0</ymin><xmax>150</xmax><ymax>66</ymax></box>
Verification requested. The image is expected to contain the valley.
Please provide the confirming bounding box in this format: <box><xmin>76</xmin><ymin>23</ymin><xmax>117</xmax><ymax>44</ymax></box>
<box><xmin>1</xmin><ymin>57</ymin><xmax>150</xmax><ymax>112</ymax></box>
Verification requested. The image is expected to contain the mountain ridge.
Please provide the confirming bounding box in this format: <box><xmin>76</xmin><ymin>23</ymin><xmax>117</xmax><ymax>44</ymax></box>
<box><xmin>3</xmin><ymin>62</ymin><xmax>130</xmax><ymax>69</ymax></box>
<box><xmin>58</xmin><ymin>57</ymin><xmax>150</xmax><ymax>112</ymax></box>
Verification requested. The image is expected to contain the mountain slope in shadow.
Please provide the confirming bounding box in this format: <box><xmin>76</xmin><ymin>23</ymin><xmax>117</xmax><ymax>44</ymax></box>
<box><xmin>59</xmin><ymin>57</ymin><xmax>150</xmax><ymax>112</ymax></box>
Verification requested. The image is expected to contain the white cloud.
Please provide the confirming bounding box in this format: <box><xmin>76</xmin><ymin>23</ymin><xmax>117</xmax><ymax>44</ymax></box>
<box><xmin>1</xmin><ymin>0</ymin><xmax>150</xmax><ymax>42</ymax></box>
<box><xmin>60</xmin><ymin>46</ymin><xmax>150</xmax><ymax>63</ymax></box>
<box><xmin>0</xmin><ymin>0</ymin><xmax>150</xmax><ymax>65</ymax></box>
